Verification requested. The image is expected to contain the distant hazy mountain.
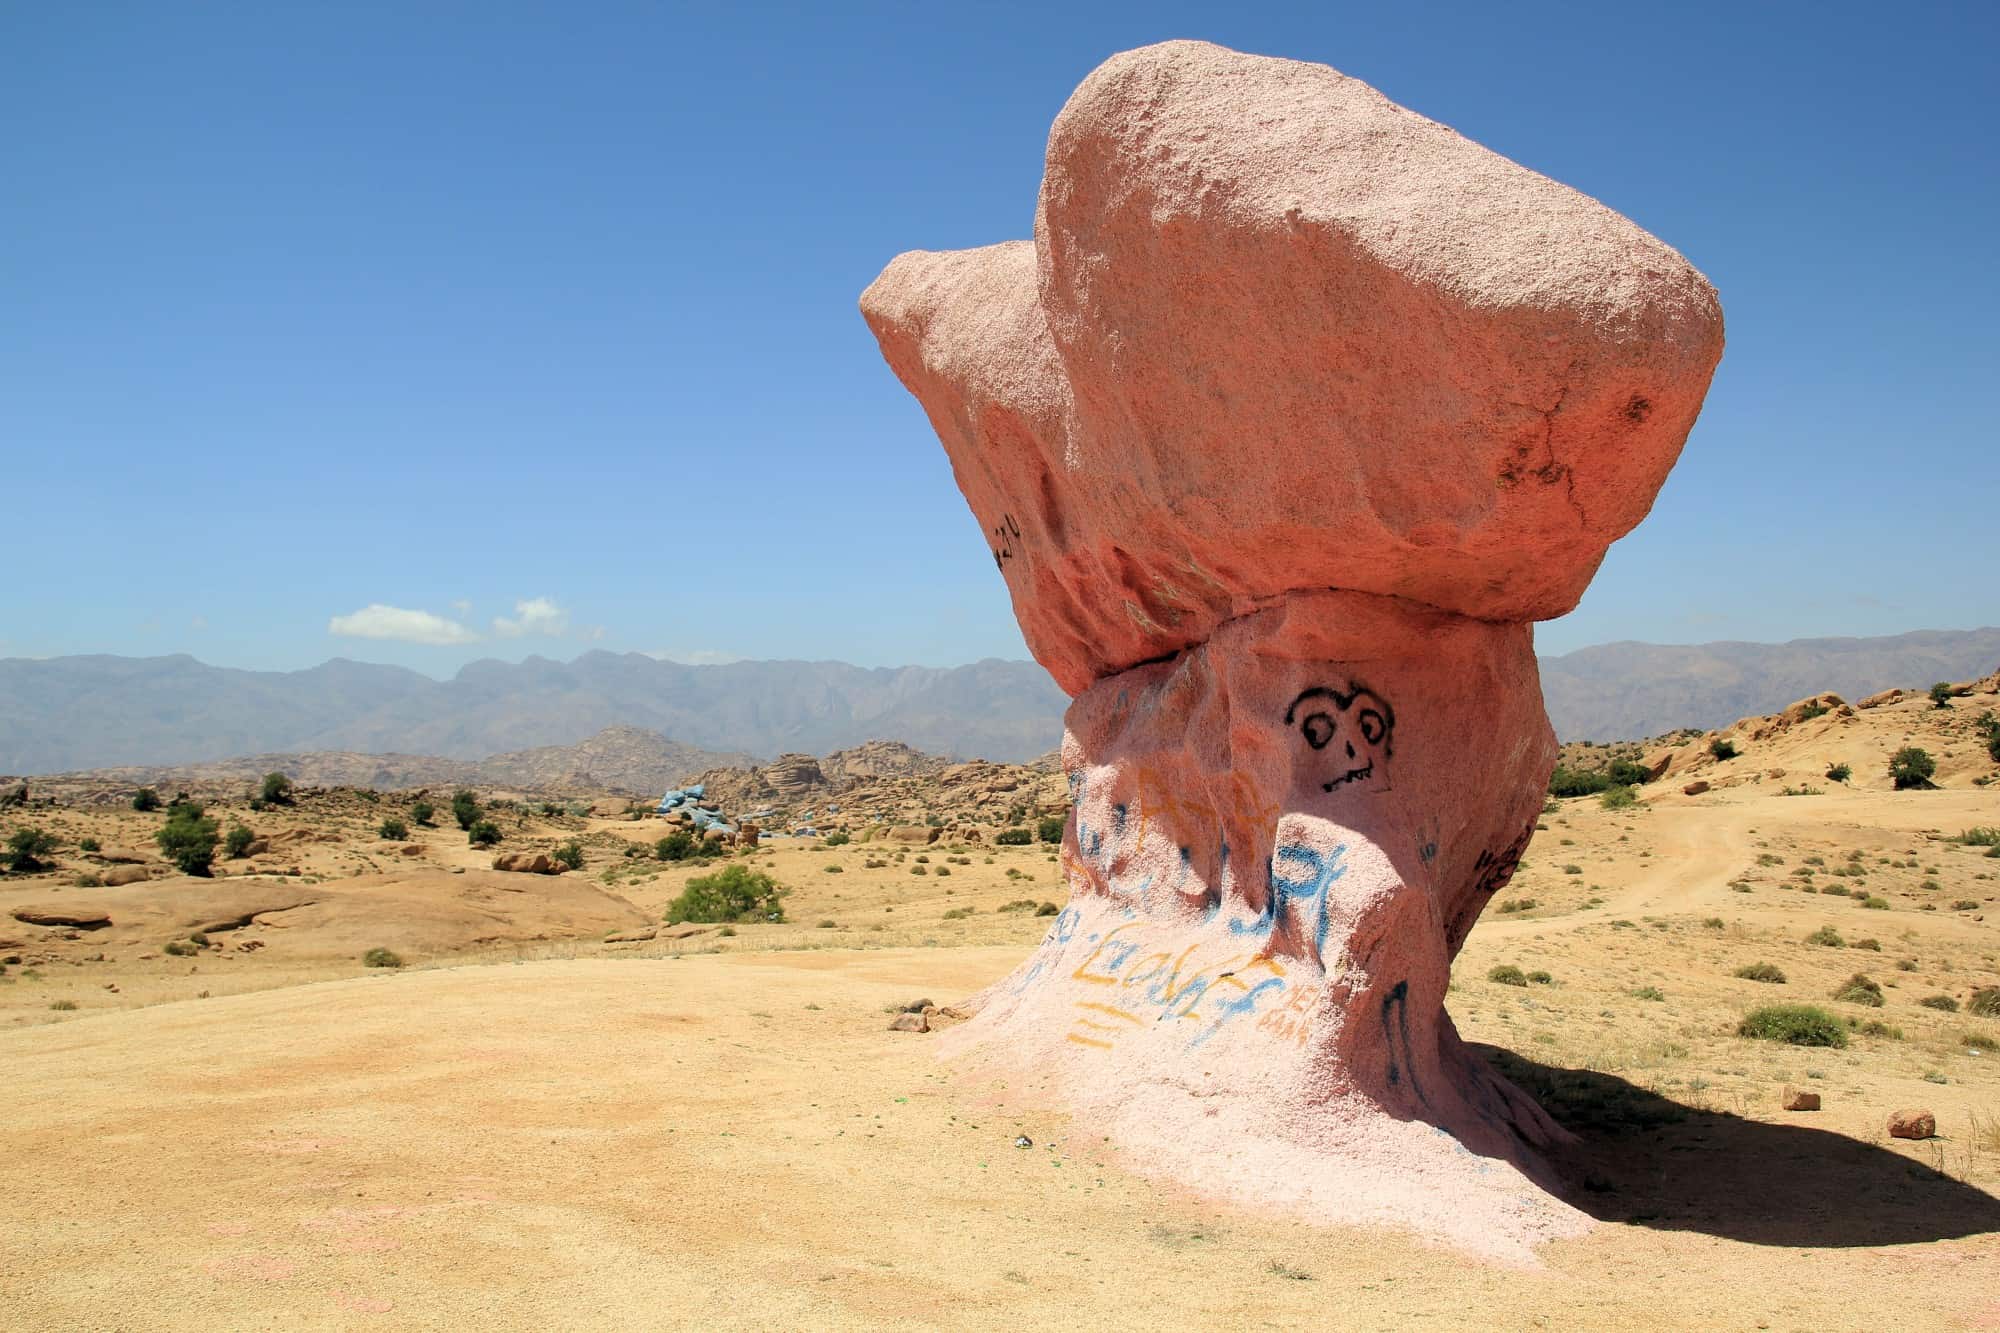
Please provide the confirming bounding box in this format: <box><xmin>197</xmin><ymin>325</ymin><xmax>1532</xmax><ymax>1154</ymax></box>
<box><xmin>1537</xmin><ymin>627</ymin><xmax>2000</xmax><ymax>741</ymax></box>
<box><xmin>0</xmin><ymin>651</ymin><xmax>1069</xmax><ymax>773</ymax></box>
<box><xmin>3</xmin><ymin>629</ymin><xmax>1996</xmax><ymax>774</ymax></box>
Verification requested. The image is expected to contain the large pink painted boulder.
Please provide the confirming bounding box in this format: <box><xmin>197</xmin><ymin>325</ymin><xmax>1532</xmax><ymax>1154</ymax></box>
<box><xmin>861</xmin><ymin>40</ymin><xmax>1721</xmax><ymax>1258</ymax></box>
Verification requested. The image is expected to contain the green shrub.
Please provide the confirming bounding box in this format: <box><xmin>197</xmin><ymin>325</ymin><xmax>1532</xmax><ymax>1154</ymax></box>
<box><xmin>1825</xmin><ymin>762</ymin><xmax>1852</xmax><ymax>783</ymax></box>
<box><xmin>1709</xmin><ymin>738</ymin><xmax>1738</xmax><ymax>761</ymax></box>
<box><xmin>132</xmin><ymin>787</ymin><xmax>161</xmax><ymax>812</ymax></box>
<box><xmin>1805</xmin><ymin>925</ymin><xmax>1844</xmax><ymax>947</ymax></box>
<box><xmin>1952</xmin><ymin>899</ymin><xmax>1980</xmax><ymax>911</ymax></box>
<box><xmin>999</xmin><ymin>899</ymin><xmax>1038</xmax><ymax>912</ymax></box>
<box><xmin>362</xmin><ymin>947</ymin><xmax>403</xmax><ymax>968</ymax></box>
<box><xmin>1607</xmin><ymin>758</ymin><xmax>1653</xmax><ymax>787</ymax></box>
<box><xmin>50</xmin><ymin>999</ymin><xmax>78</xmax><ymax>1012</ymax></box>
<box><xmin>163</xmin><ymin>940</ymin><xmax>197</xmax><ymax>957</ymax></box>
<box><xmin>1526</xmin><ymin>970</ymin><xmax>1553</xmax><ymax>985</ymax></box>
<box><xmin>1035</xmin><ymin>902</ymin><xmax>1060</xmax><ymax>916</ymax></box>
<box><xmin>260</xmin><ymin>772</ymin><xmax>294</xmax><ymax>805</ymax></box>
<box><xmin>995</xmin><ymin>828</ymin><xmax>1034</xmax><ymax>846</ymax></box>
<box><xmin>552</xmin><ymin>840</ymin><xmax>584</xmax><ymax>870</ymax></box>
<box><xmin>665</xmin><ymin>863</ymin><xmax>785</xmax><ymax>925</ymax></box>
<box><xmin>1036</xmin><ymin>815</ymin><xmax>1066</xmax><ymax>844</ymax></box>
<box><xmin>452</xmin><ymin>789</ymin><xmax>481</xmax><ymax>830</ymax></box>
<box><xmin>1890</xmin><ymin>747</ymin><xmax>1936</xmax><ymax>790</ymax></box>
<box><xmin>224</xmin><ymin>824</ymin><xmax>255</xmax><ymax>858</ymax></box>
<box><xmin>655</xmin><ymin>831</ymin><xmax>695</xmax><ymax>861</ymax></box>
<box><xmin>1735</xmin><ymin>962</ymin><xmax>1786</xmax><ymax>983</ymax></box>
<box><xmin>1854</xmin><ymin>938</ymin><xmax>1882</xmax><ymax>951</ymax></box>
<box><xmin>1631</xmin><ymin>986</ymin><xmax>1666</xmax><ymax>1002</ymax></box>
<box><xmin>155</xmin><ymin>804</ymin><xmax>218</xmax><ymax>876</ymax></box>
<box><xmin>1796</xmin><ymin>701</ymin><xmax>1830</xmax><ymax>721</ymax></box>
<box><xmin>1496</xmin><ymin>898</ymin><xmax>1538</xmax><ymax>913</ymax></box>
<box><xmin>1956</xmin><ymin>827</ymin><xmax>2000</xmax><ymax>847</ymax></box>
<box><xmin>1929</xmin><ymin>681</ymin><xmax>1955</xmax><ymax>709</ymax></box>
<box><xmin>1971</xmin><ymin>987</ymin><xmax>2000</xmax><ymax>1018</ymax></box>
<box><xmin>379</xmin><ymin>817</ymin><xmax>408</xmax><ymax>841</ymax></box>
<box><xmin>942</xmin><ymin>906</ymin><xmax>973</xmax><ymax>920</ymax></box>
<box><xmin>1548</xmin><ymin>767</ymin><xmax>1610</xmax><ymax>798</ymax></box>
<box><xmin>1860</xmin><ymin>896</ymin><xmax>1889</xmax><ymax>910</ymax></box>
<box><xmin>1832</xmin><ymin>973</ymin><xmax>1884</xmax><ymax>1006</ymax></box>
<box><xmin>824</xmin><ymin>864</ymin><xmax>843</xmax><ymax>874</ymax></box>
<box><xmin>934</xmin><ymin>866</ymin><xmax>951</xmax><ymax>877</ymax></box>
<box><xmin>1919</xmin><ymin>994</ymin><xmax>1960</xmax><ymax>1012</ymax></box>
<box><xmin>78</xmin><ymin>836</ymin><xmax>100</xmax><ymax>853</ymax></box>
<box><xmin>823</xmin><ymin>831</ymin><xmax>851</xmax><ymax>847</ymax></box>
<box><xmin>910</xmin><ymin>864</ymin><xmax>928</xmax><ymax>875</ymax></box>
<box><xmin>1599</xmin><ymin>784</ymin><xmax>1638</xmax><ymax>811</ymax></box>
<box><xmin>411</xmin><ymin>799</ymin><xmax>436</xmax><ymax>827</ymax></box>
<box><xmin>1487</xmin><ymin>964</ymin><xmax>1528</xmax><ymax>987</ymax></box>
<box><xmin>467</xmin><ymin>820</ymin><xmax>501</xmax><ymax>848</ymax></box>
<box><xmin>4</xmin><ymin>826</ymin><xmax>57</xmax><ymax>872</ymax></box>
<box><xmin>1853</xmin><ymin>1018</ymin><xmax>1902</xmax><ymax>1039</ymax></box>
<box><xmin>1979</xmin><ymin>710</ymin><xmax>2000</xmax><ymax>763</ymax></box>
<box><xmin>1738</xmin><ymin>1004</ymin><xmax>1848</xmax><ymax>1047</ymax></box>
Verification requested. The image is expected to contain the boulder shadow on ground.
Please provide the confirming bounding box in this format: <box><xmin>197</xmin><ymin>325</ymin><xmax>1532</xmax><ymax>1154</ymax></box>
<box><xmin>1476</xmin><ymin>1045</ymin><xmax>2000</xmax><ymax>1248</ymax></box>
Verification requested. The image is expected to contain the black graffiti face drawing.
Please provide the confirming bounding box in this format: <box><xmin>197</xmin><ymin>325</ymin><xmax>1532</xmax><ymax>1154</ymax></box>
<box><xmin>1285</xmin><ymin>684</ymin><xmax>1395</xmax><ymax>792</ymax></box>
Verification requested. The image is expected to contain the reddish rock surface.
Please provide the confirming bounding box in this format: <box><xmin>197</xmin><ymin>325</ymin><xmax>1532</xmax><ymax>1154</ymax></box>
<box><xmin>862</xmin><ymin>40</ymin><xmax>1721</xmax><ymax>1258</ymax></box>
<box><xmin>1782</xmin><ymin>1087</ymin><xmax>1821</xmax><ymax>1111</ymax></box>
<box><xmin>1888</xmin><ymin>1108</ymin><xmax>1936</xmax><ymax>1139</ymax></box>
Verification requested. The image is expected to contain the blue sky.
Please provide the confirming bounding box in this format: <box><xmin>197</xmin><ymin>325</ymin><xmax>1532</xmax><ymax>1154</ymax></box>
<box><xmin>3</xmin><ymin>1</ymin><xmax>1994</xmax><ymax>677</ymax></box>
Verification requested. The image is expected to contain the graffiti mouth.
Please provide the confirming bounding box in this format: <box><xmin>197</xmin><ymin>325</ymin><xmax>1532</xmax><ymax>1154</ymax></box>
<box><xmin>1321</xmin><ymin>761</ymin><xmax>1374</xmax><ymax>792</ymax></box>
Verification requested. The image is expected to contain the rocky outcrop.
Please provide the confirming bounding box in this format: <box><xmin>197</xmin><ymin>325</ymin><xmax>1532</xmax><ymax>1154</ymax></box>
<box><xmin>492</xmin><ymin>852</ymin><xmax>561</xmax><ymax>875</ymax></box>
<box><xmin>861</xmin><ymin>40</ymin><xmax>1721</xmax><ymax>1258</ymax></box>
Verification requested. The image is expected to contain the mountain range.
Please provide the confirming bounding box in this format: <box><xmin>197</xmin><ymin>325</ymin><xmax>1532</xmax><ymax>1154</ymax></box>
<box><xmin>3</xmin><ymin>629</ymin><xmax>1997</xmax><ymax>775</ymax></box>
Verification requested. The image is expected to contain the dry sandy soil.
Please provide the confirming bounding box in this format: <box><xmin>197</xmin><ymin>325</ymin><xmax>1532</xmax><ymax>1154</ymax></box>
<box><xmin>3</xmin><ymin>690</ymin><xmax>1998</xmax><ymax>1328</ymax></box>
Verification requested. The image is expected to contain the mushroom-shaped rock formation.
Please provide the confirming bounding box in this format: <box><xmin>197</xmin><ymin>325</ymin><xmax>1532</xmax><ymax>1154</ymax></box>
<box><xmin>861</xmin><ymin>40</ymin><xmax>1721</xmax><ymax>1258</ymax></box>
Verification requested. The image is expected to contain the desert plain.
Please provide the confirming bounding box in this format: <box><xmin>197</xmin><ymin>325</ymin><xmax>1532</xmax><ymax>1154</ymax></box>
<box><xmin>2</xmin><ymin>680</ymin><xmax>1998</xmax><ymax>1328</ymax></box>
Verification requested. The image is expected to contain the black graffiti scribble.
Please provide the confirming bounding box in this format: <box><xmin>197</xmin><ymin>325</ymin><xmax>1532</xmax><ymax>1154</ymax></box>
<box><xmin>1471</xmin><ymin>826</ymin><xmax>1532</xmax><ymax>899</ymax></box>
<box><xmin>1284</xmin><ymin>683</ymin><xmax>1395</xmax><ymax>792</ymax></box>
<box><xmin>1380</xmin><ymin>979</ymin><xmax>1430</xmax><ymax>1108</ymax></box>
<box><xmin>990</xmin><ymin>512</ymin><xmax>1023</xmax><ymax>570</ymax></box>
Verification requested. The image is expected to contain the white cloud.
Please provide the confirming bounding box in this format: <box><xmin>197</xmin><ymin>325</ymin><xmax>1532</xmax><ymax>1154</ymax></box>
<box><xmin>329</xmin><ymin>603</ymin><xmax>480</xmax><ymax>645</ymax></box>
<box><xmin>647</xmin><ymin>648</ymin><xmax>744</xmax><ymax>666</ymax></box>
<box><xmin>492</xmin><ymin>596</ymin><xmax>570</xmax><ymax>638</ymax></box>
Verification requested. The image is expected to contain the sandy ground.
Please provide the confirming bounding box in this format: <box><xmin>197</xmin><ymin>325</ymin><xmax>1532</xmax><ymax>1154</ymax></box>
<box><xmin>3</xmin><ymin>695</ymin><xmax>1999</xmax><ymax>1328</ymax></box>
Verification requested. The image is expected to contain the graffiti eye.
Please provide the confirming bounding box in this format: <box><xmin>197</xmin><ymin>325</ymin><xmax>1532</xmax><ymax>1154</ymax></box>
<box><xmin>1301</xmin><ymin>713</ymin><xmax>1335</xmax><ymax>749</ymax></box>
<box><xmin>1345</xmin><ymin>741</ymin><xmax>1355</xmax><ymax>759</ymax></box>
<box><xmin>1357</xmin><ymin>709</ymin><xmax>1387</xmax><ymax>745</ymax></box>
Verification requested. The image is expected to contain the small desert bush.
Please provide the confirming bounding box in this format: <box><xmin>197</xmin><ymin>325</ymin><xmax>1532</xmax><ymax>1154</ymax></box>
<box><xmin>1956</xmin><ymin>827</ymin><xmax>2000</xmax><ymax>848</ymax></box>
<box><xmin>1709</xmin><ymin>738</ymin><xmax>1738</xmax><ymax>761</ymax></box>
<box><xmin>655</xmin><ymin>831</ymin><xmax>695</xmax><ymax>861</ymax></box>
<box><xmin>553</xmin><ymin>840</ymin><xmax>584</xmax><ymax>870</ymax></box>
<box><xmin>78</xmin><ymin>836</ymin><xmax>99</xmax><ymax>853</ymax></box>
<box><xmin>1738</xmin><ymin>1004</ymin><xmax>1847</xmax><ymax>1047</ymax></box>
<box><xmin>224</xmin><ymin>824</ymin><xmax>255</xmax><ymax>858</ymax></box>
<box><xmin>1952</xmin><ymin>899</ymin><xmax>1980</xmax><ymax>911</ymax></box>
<box><xmin>999</xmin><ymin>899</ymin><xmax>1038</xmax><ymax>912</ymax></box>
<box><xmin>451</xmin><ymin>789</ymin><xmax>481</xmax><ymax>830</ymax></box>
<box><xmin>1496</xmin><ymin>898</ymin><xmax>1538</xmax><ymax>913</ymax></box>
<box><xmin>1969</xmin><ymin>987</ymin><xmax>2000</xmax><ymax>1018</ymax></box>
<box><xmin>942</xmin><ymin>906</ymin><xmax>973</xmax><ymax>920</ymax></box>
<box><xmin>1826</xmin><ymin>762</ymin><xmax>1852</xmax><ymax>783</ymax></box>
<box><xmin>1527</xmin><ymin>970</ymin><xmax>1553</xmax><ymax>985</ymax></box>
<box><xmin>1860</xmin><ymin>895</ymin><xmax>1889</xmax><ymax>910</ymax></box>
<box><xmin>1599</xmin><ymin>784</ymin><xmax>1638</xmax><ymax>811</ymax></box>
<box><xmin>1036</xmin><ymin>816</ymin><xmax>1065</xmax><ymax>843</ymax></box>
<box><xmin>1035</xmin><ymin>902</ymin><xmax>1059</xmax><ymax>916</ymax></box>
<box><xmin>467</xmin><ymin>820</ymin><xmax>501</xmax><ymax>848</ymax></box>
<box><xmin>4</xmin><ymin>827</ymin><xmax>57</xmax><ymax>873</ymax></box>
<box><xmin>362</xmin><ymin>947</ymin><xmax>403</xmax><ymax>968</ymax></box>
<box><xmin>1930</xmin><ymin>681</ymin><xmax>1955</xmax><ymax>708</ymax></box>
<box><xmin>1735</xmin><ymin>962</ymin><xmax>1787</xmax><ymax>983</ymax></box>
<box><xmin>823</xmin><ymin>831</ymin><xmax>851</xmax><ymax>847</ymax></box>
<box><xmin>260</xmin><ymin>772</ymin><xmax>294</xmax><ymax>805</ymax></box>
<box><xmin>411</xmin><ymin>799</ymin><xmax>435</xmax><ymax>826</ymax></box>
<box><xmin>910</xmin><ymin>864</ymin><xmax>928</xmax><ymax>875</ymax></box>
<box><xmin>666</xmin><ymin>863</ymin><xmax>786</xmax><ymax>925</ymax></box>
<box><xmin>163</xmin><ymin>940</ymin><xmax>197</xmax><ymax>957</ymax></box>
<box><xmin>1631</xmin><ymin>986</ymin><xmax>1666</xmax><ymax>1002</ymax></box>
<box><xmin>132</xmin><ymin>787</ymin><xmax>161</xmax><ymax>812</ymax></box>
<box><xmin>1831</xmin><ymin>973</ymin><xmax>1884</xmax><ymax>1006</ymax></box>
<box><xmin>1890</xmin><ymin>747</ymin><xmax>1936</xmax><ymax>790</ymax></box>
<box><xmin>156</xmin><ymin>804</ymin><xmax>218</xmax><ymax>876</ymax></box>
<box><xmin>1487</xmin><ymin>964</ymin><xmax>1528</xmax><ymax>987</ymax></box>
<box><xmin>995</xmin><ymin>828</ymin><xmax>1034</xmax><ymax>846</ymax></box>
<box><xmin>1548</xmin><ymin>767</ymin><xmax>1611</xmax><ymax>797</ymax></box>
<box><xmin>1919</xmin><ymin>994</ymin><xmax>1960</xmax><ymax>1012</ymax></box>
<box><xmin>1854</xmin><ymin>937</ymin><xmax>1882</xmax><ymax>951</ymax></box>
<box><xmin>50</xmin><ymin>999</ymin><xmax>78</xmax><ymax>1012</ymax></box>
<box><xmin>1804</xmin><ymin>925</ymin><xmax>1845</xmax><ymax>948</ymax></box>
<box><xmin>379</xmin><ymin>817</ymin><xmax>408</xmax><ymax>841</ymax></box>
